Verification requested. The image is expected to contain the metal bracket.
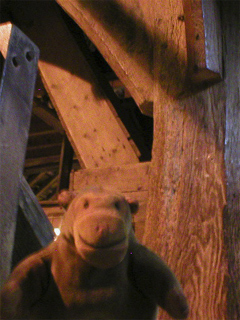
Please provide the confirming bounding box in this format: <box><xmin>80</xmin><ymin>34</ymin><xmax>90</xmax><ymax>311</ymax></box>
<box><xmin>0</xmin><ymin>23</ymin><xmax>43</xmax><ymax>288</ymax></box>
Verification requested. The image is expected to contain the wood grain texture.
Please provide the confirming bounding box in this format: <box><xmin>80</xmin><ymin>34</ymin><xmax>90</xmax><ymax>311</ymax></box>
<box><xmin>0</xmin><ymin>22</ymin><xmax>12</xmax><ymax>58</ymax></box>
<box><xmin>145</xmin><ymin>87</ymin><xmax>227</xmax><ymax>320</ymax></box>
<box><xmin>143</xmin><ymin>0</ymin><xmax>227</xmax><ymax>318</ymax></box>
<box><xmin>56</xmin><ymin>0</ymin><xmax>154</xmax><ymax>116</ymax></box>
<box><xmin>182</xmin><ymin>0</ymin><xmax>222</xmax><ymax>84</ymax></box>
<box><xmin>8</xmin><ymin>0</ymin><xmax>139</xmax><ymax>168</ymax></box>
<box><xmin>56</xmin><ymin>0</ymin><xmax>222</xmax><ymax>109</ymax></box>
<box><xmin>71</xmin><ymin>162</ymin><xmax>150</xmax><ymax>192</ymax></box>
<box><xmin>222</xmin><ymin>2</ymin><xmax>240</xmax><ymax>319</ymax></box>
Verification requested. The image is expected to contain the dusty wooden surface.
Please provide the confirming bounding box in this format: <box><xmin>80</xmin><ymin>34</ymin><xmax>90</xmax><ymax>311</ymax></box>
<box><xmin>0</xmin><ymin>22</ymin><xmax>12</xmax><ymax>58</ymax></box>
<box><xmin>222</xmin><ymin>1</ymin><xmax>240</xmax><ymax>319</ymax></box>
<box><xmin>71</xmin><ymin>162</ymin><xmax>150</xmax><ymax>241</ymax></box>
<box><xmin>56</xmin><ymin>0</ymin><xmax>222</xmax><ymax>114</ymax></box>
<box><xmin>56</xmin><ymin>0</ymin><xmax>154</xmax><ymax>116</ymax></box>
<box><xmin>144</xmin><ymin>83</ymin><xmax>227</xmax><ymax>319</ymax></box>
<box><xmin>143</xmin><ymin>0</ymin><xmax>227</xmax><ymax>318</ymax></box>
<box><xmin>8</xmin><ymin>0</ymin><xmax>139</xmax><ymax>169</ymax></box>
<box><xmin>182</xmin><ymin>0</ymin><xmax>222</xmax><ymax>84</ymax></box>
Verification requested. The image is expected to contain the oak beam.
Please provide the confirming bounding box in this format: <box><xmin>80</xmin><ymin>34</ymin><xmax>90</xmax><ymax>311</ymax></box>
<box><xmin>56</xmin><ymin>0</ymin><xmax>222</xmax><ymax>115</ymax></box>
<box><xmin>7</xmin><ymin>0</ymin><xmax>139</xmax><ymax>168</ymax></box>
<box><xmin>56</xmin><ymin>0</ymin><xmax>154</xmax><ymax>116</ymax></box>
<box><xmin>143</xmin><ymin>0</ymin><xmax>227</xmax><ymax>318</ymax></box>
<box><xmin>182</xmin><ymin>0</ymin><xmax>222</xmax><ymax>85</ymax></box>
<box><xmin>71</xmin><ymin>162</ymin><xmax>149</xmax><ymax>192</ymax></box>
<box><xmin>32</xmin><ymin>101</ymin><xmax>64</xmax><ymax>134</ymax></box>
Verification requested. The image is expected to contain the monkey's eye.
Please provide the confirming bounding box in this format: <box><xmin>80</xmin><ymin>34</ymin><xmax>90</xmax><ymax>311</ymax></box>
<box><xmin>83</xmin><ymin>199</ymin><xmax>89</xmax><ymax>209</ymax></box>
<box><xmin>114</xmin><ymin>201</ymin><xmax>121</xmax><ymax>210</ymax></box>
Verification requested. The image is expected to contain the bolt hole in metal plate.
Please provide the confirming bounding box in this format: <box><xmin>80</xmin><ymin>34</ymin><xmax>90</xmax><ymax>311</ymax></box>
<box><xmin>26</xmin><ymin>50</ymin><xmax>35</xmax><ymax>62</ymax></box>
<box><xmin>12</xmin><ymin>56</ymin><xmax>19</xmax><ymax>67</ymax></box>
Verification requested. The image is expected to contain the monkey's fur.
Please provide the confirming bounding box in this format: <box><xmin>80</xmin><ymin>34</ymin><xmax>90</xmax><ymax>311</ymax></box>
<box><xmin>0</xmin><ymin>187</ymin><xmax>189</xmax><ymax>319</ymax></box>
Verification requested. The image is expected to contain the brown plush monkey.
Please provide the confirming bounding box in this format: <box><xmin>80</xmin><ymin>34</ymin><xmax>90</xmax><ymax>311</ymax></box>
<box><xmin>0</xmin><ymin>187</ymin><xmax>189</xmax><ymax>319</ymax></box>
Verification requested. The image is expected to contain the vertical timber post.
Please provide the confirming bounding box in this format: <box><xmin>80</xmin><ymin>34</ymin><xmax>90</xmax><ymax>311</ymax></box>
<box><xmin>143</xmin><ymin>0</ymin><xmax>227</xmax><ymax>319</ymax></box>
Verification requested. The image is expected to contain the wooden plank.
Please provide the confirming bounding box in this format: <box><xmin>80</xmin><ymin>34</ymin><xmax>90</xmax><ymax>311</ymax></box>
<box><xmin>72</xmin><ymin>162</ymin><xmax>150</xmax><ymax>193</ymax></box>
<box><xmin>182</xmin><ymin>0</ymin><xmax>222</xmax><ymax>85</ymax></box>
<box><xmin>58</xmin><ymin>135</ymin><xmax>74</xmax><ymax>192</ymax></box>
<box><xmin>56</xmin><ymin>0</ymin><xmax>222</xmax><ymax>113</ymax></box>
<box><xmin>24</xmin><ymin>155</ymin><xmax>60</xmax><ymax>169</ymax></box>
<box><xmin>0</xmin><ymin>22</ymin><xmax>11</xmax><ymax>58</ymax></box>
<box><xmin>7</xmin><ymin>0</ymin><xmax>139</xmax><ymax>168</ymax></box>
<box><xmin>12</xmin><ymin>176</ymin><xmax>55</xmax><ymax>268</ymax></box>
<box><xmin>221</xmin><ymin>2</ymin><xmax>240</xmax><ymax>319</ymax></box>
<box><xmin>18</xmin><ymin>176</ymin><xmax>54</xmax><ymax>248</ymax></box>
<box><xmin>56</xmin><ymin>0</ymin><xmax>154</xmax><ymax>116</ymax></box>
<box><xmin>32</xmin><ymin>101</ymin><xmax>64</xmax><ymax>134</ymax></box>
<box><xmin>143</xmin><ymin>1</ymin><xmax>227</xmax><ymax>319</ymax></box>
<box><xmin>26</xmin><ymin>143</ymin><xmax>62</xmax><ymax>159</ymax></box>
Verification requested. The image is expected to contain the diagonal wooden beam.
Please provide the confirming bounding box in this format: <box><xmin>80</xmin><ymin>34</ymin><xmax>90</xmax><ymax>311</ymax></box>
<box><xmin>32</xmin><ymin>101</ymin><xmax>64</xmax><ymax>134</ymax></box>
<box><xmin>0</xmin><ymin>22</ymin><xmax>12</xmax><ymax>59</ymax></box>
<box><xmin>7</xmin><ymin>0</ymin><xmax>139</xmax><ymax>169</ymax></box>
<box><xmin>56</xmin><ymin>0</ymin><xmax>154</xmax><ymax>116</ymax></box>
<box><xmin>56</xmin><ymin>0</ymin><xmax>222</xmax><ymax>113</ymax></box>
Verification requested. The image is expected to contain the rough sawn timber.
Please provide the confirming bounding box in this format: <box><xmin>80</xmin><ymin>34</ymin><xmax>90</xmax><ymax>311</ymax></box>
<box><xmin>56</xmin><ymin>0</ymin><xmax>222</xmax><ymax>115</ymax></box>
<box><xmin>143</xmin><ymin>0</ymin><xmax>227</xmax><ymax>319</ymax></box>
<box><xmin>8</xmin><ymin>0</ymin><xmax>139</xmax><ymax>169</ymax></box>
<box><xmin>56</xmin><ymin>0</ymin><xmax>154</xmax><ymax>116</ymax></box>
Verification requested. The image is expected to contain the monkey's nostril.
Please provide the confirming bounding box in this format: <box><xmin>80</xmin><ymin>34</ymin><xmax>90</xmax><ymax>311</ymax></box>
<box><xmin>96</xmin><ymin>224</ymin><xmax>108</xmax><ymax>234</ymax></box>
<box><xmin>83</xmin><ymin>199</ymin><xmax>89</xmax><ymax>209</ymax></box>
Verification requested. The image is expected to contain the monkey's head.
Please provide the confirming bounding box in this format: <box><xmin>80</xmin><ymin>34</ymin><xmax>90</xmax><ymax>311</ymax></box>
<box><xmin>59</xmin><ymin>187</ymin><xmax>139</xmax><ymax>269</ymax></box>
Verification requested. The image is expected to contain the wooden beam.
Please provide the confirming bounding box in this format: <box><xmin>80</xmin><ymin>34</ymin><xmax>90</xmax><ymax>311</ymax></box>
<box><xmin>24</xmin><ymin>155</ymin><xmax>60</xmax><ymax>168</ymax></box>
<box><xmin>182</xmin><ymin>0</ymin><xmax>222</xmax><ymax>85</ymax></box>
<box><xmin>18</xmin><ymin>176</ymin><xmax>54</xmax><ymax>248</ymax></box>
<box><xmin>36</xmin><ymin>176</ymin><xmax>58</xmax><ymax>200</ymax></box>
<box><xmin>58</xmin><ymin>135</ymin><xmax>74</xmax><ymax>192</ymax></box>
<box><xmin>71</xmin><ymin>162</ymin><xmax>150</xmax><ymax>193</ymax></box>
<box><xmin>56</xmin><ymin>0</ymin><xmax>222</xmax><ymax>114</ymax></box>
<box><xmin>56</xmin><ymin>0</ymin><xmax>154</xmax><ymax>116</ymax></box>
<box><xmin>143</xmin><ymin>0</ymin><xmax>227</xmax><ymax>318</ymax></box>
<box><xmin>26</xmin><ymin>143</ymin><xmax>62</xmax><ymax>159</ymax></box>
<box><xmin>12</xmin><ymin>176</ymin><xmax>54</xmax><ymax>268</ymax></box>
<box><xmin>0</xmin><ymin>22</ymin><xmax>11</xmax><ymax>58</ymax></box>
<box><xmin>29</xmin><ymin>172</ymin><xmax>47</xmax><ymax>188</ymax></box>
<box><xmin>7</xmin><ymin>0</ymin><xmax>139</xmax><ymax>168</ymax></box>
<box><xmin>32</xmin><ymin>101</ymin><xmax>64</xmax><ymax>134</ymax></box>
<box><xmin>28</xmin><ymin>130</ymin><xmax>62</xmax><ymax>151</ymax></box>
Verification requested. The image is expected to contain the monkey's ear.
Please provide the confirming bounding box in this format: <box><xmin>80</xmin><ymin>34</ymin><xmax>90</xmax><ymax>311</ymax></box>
<box><xmin>126</xmin><ymin>198</ymin><xmax>139</xmax><ymax>214</ymax></box>
<box><xmin>57</xmin><ymin>190</ymin><xmax>77</xmax><ymax>209</ymax></box>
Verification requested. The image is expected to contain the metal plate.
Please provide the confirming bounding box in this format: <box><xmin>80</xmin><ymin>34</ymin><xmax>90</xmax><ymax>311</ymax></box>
<box><xmin>0</xmin><ymin>24</ymin><xmax>39</xmax><ymax>288</ymax></box>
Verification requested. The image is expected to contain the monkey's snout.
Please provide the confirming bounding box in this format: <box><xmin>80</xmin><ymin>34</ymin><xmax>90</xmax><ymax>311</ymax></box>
<box><xmin>79</xmin><ymin>215</ymin><xmax>126</xmax><ymax>249</ymax></box>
